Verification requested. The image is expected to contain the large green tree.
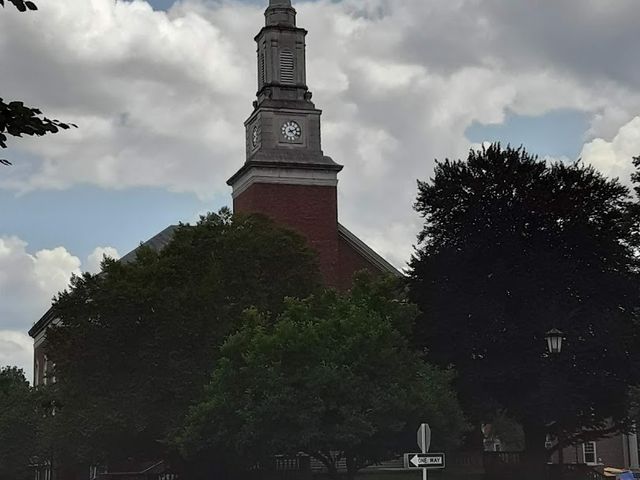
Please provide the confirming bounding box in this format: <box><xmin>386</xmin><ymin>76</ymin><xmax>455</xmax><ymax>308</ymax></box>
<box><xmin>44</xmin><ymin>210</ymin><xmax>321</xmax><ymax>471</ymax></box>
<box><xmin>408</xmin><ymin>144</ymin><xmax>640</xmax><ymax>476</ymax></box>
<box><xmin>179</xmin><ymin>274</ymin><xmax>466</xmax><ymax>480</ymax></box>
<box><xmin>0</xmin><ymin>367</ymin><xmax>37</xmax><ymax>480</ymax></box>
<box><xmin>1</xmin><ymin>0</ymin><xmax>75</xmax><ymax>166</ymax></box>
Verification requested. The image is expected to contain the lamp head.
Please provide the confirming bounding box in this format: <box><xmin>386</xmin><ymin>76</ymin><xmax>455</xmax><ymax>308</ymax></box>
<box><xmin>545</xmin><ymin>328</ymin><xmax>564</xmax><ymax>354</ymax></box>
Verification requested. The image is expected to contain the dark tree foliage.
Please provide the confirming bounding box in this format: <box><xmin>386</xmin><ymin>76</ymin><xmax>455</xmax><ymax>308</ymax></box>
<box><xmin>627</xmin><ymin>155</ymin><xmax>640</xmax><ymax>251</ymax></box>
<box><xmin>631</xmin><ymin>156</ymin><xmax>640</xmax><ymax>192</ymax></box>
<box><xmin>0</xmin><ymin>100</ymin><xmax>76</xmax><ymax>165</ymax></box>
<box><xmin>0</xmin><ymin>367</ymin><xmax>37</xmax><ymax>480</ymax></box>
<box><xmin>1</xmin><ymin>0</ymin><xmax>76</xmax><ymax>165</ymax></box>
<box><xmin>178</xmin><ymin>274</ymin><xmax>466</xmax><ymax>480</ymax></box>
<box><xmin>408</xmin><ymin>144</ymin><xmax>640</xmax><ymax>469</ymax></box>
<box><xmin>44</xmin><ymin>209</ymin><xmax>321</xmax><ymax>470</ymax></box>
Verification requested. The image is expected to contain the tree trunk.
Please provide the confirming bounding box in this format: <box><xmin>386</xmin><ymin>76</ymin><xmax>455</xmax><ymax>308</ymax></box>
<box><xmin>522</xmin><ymin>422</ymin><xmax>549</xmax><ymax>480</ymax></box>
<box><xmin>326</xmin><ymin>463</ymin><xmax>339</xmax><ymax>480</ymax></box>
<box><xmin>345</xmin><ymin>455</ymin><xmax>359</xmax><ymax>480</ymax></box>
<box><xmin>306</xmin><ymin>451</ymin><xmax>339</xmax><ymax>480</ymax></box>
<box><xmin>558</xmin><ymin>436</ymin><xmax>564</xmax><ymax>465</ymax></box>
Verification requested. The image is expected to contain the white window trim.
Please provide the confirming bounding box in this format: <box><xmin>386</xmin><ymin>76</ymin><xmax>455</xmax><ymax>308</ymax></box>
<box><xmin>583</xmin><ymin>441</ymin><xmax>598</xmax><ymax>465</ymax></box>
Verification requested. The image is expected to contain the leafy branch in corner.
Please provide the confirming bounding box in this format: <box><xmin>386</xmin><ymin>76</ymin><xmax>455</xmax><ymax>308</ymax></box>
<box><xmin>0</xmin><ymin>0</ymin><xmax>38</xmax><ymax>11</ymax></box>
<box><xmin>0</xmin><ymin>99</ymin><xmax>77</xmax><ymax>166</ymax></box>
<box><xmin>1</xmin><ymin>0</ymin><xmax>77</xmax><ymax>166</ymax></box>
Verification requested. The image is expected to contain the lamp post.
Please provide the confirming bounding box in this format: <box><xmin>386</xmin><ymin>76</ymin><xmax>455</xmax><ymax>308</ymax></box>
<box><xmin>545</xmin><ymin>328</ymin><xmax>565</xmax><ymax>471</ymax></box>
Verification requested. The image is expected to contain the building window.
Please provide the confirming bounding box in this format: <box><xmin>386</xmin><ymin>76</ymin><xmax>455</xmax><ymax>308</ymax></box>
<box><xmin>43</xmin><ymin>355</ymin><xmax>48</xmax><ymax>385</ymax></box>
<box><xmin>34</xmin><ymin>360</ymin><xmax>39</xmax><ymax>387</ymax></box>
<box><xmin>279</xmin><ymin>49</ymin><xmax>295</xmax><ymax>84</ymax></box>
<box><xmin>583</xmin><ymin>441</ymin><xmax>597</xmax><ymax>465</ymax></box>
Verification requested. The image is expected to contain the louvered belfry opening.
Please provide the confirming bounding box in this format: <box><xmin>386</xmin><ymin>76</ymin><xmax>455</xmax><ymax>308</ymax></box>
<box><xmin>259</xmin><ymin>51</ymin><xmax>266</xmax><ymax>86</ymax></box>
<box><xmin>280</xmin><ymin>49</ymin><xmax>295</xmax><ymax>84</ymax></box>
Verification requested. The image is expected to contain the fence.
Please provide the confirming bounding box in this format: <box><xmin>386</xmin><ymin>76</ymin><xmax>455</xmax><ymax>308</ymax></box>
<box><xmin>484</xmin><ymin>452</ymin><xmax>609</xmax><ymax>480</ymax></box>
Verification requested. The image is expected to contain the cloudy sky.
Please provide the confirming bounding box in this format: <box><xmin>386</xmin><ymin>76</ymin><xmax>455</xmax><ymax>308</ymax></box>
<box><xmin>1</xmin><ymin>0</ymin><xmax>640</xmax><ymax>380</ymax></box>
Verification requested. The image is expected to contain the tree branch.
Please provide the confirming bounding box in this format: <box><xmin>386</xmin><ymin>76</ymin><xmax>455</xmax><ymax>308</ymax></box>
<box><xmin>0</xmin><ymin>98</ymin><xmax>77</xmax><ymax>165</ymax></box>
<box><xmin>547</xmin><ymin>424</ymin><xmax>624</xmax><ymax>454</ymax></box>
<box><xmin>0</xmin><ymin>0</ymin><xmax>38</xmax><ymax>11</ymax></box>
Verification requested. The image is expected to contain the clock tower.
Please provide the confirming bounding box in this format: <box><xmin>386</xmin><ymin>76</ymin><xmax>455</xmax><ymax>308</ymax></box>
<box><xmin>228</xmin><ymin>0</ymin><xmax>344</xmax><ymax>286</ymax></box>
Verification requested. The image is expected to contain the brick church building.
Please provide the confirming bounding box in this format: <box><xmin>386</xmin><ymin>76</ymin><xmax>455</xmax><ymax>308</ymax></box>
<box><xmin>30</xmin><ymin>0</ymin><xmax>398</xmax><ymax>388</ymax></box>
<box><xmin>28</xmin><ymin>2</ymin><xmax>398</xmax><ymax>476</ymax></box>
<box><xmin>226</xmin><ymin>0</ymin><xmax>399</xmax><ymax>290</ymax></box>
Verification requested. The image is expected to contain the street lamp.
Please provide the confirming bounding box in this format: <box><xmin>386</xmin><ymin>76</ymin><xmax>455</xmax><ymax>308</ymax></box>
<box><xmin>545</xmin><ymin>328</ymin><xmax>566</xmax><ymax>469</ymax></box>
<box><xmin>545</xmin><ymin>328</ymin><xmax>564</xmax><ymax>354</ymax></box>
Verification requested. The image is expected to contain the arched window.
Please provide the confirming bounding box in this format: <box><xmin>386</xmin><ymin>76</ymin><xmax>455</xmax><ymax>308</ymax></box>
<box><xmin>279</xmin><ymin>49</ymin><xmax>295</xmax><ymax>85</ymax></box>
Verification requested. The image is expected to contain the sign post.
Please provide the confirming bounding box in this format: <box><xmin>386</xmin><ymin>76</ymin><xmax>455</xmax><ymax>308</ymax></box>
<box><xmin>418</xmin><ymin>423</ymin><xmax>431</xmax><ymax>454</ymax></box>
<box><xmin>419</xmin><ymin>423</ymin><xmax>430</xmax><ymax>480</ymax></box>
<box><xmin>404</xmin><ymin>424</ymin><xmax>445</xmax><ymax>478</ymax></box>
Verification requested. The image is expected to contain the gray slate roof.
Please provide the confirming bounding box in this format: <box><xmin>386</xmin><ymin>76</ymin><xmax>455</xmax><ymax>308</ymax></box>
<box><xmin>28</xmin><ymin>225</ymin><xmax>178</xmax><ymax>338</ymax></box>
<box><xmin>28</xmin><ymin>222</ymin><xmax>401</xmax><ymax>338</ymax></box>
<box><xmin>118</xmin><ymin>225</ymin><xmax>178</xmax><ymax>265</ymax></box>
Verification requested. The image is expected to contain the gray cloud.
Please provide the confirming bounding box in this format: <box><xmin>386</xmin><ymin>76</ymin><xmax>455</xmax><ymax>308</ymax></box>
<box><xmin>0</xmin><ymin>237</ymin><xmax>123</xmax><ymax>378</ymax></box>
<box><xmin>0</xmin><ymin>331</ymin><xmax>33</xmax><ymax>379</ymax></box>
<box><xmin>581</xmin><ymin>116</ymin><xmax>640</xmax><ymax>188</ymax></box>
<box><xmin>482</xmin><ymin>0</ymin><xmax>640</xmax><ymax>87</ymax></box>
<box><xmin>1</xmin><ymin>0</ymin><xmax>640</xmax><ymax>268</ymax></box>
<box><xmin>86</xmin><ymin>246</ymin><xmax>120</xmax><ymax>274</ymax></box>
<box><xmin>0</xmin><ymin>236</ymin><xmax>80</xmax><ymax>331</ymax></box>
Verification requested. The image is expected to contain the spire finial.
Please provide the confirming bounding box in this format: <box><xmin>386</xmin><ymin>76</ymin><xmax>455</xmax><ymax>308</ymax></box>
<box><xmin>265</xmin><ymin>0</ymin><xmax>295</xmax><ymax>27</ymax></box>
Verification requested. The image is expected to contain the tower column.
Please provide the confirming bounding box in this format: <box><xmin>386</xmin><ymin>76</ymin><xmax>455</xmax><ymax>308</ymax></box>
<box><xmin>228</xmin><ymin>0</ymin><xmax>343</xmax><ymax>287</ymax></box>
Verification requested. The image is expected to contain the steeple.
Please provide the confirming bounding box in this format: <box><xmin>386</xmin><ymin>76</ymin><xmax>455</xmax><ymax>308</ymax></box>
<box><xmin>266</xmin><ymin>0</ymin><xmax>296</xmax><ymax>27</ymax></box>
<box><xmin>254</xmin><ymin>0</ymin><xmax>309</xmax><ymax>108</ymax></box>
<box><xmin>227</xmin><ymin>0</ymin><xmax>343</xmax><ymax>218</ymax></box>
<box><xmin>227</xmin><ymin>0</ymin><xmax>342</xmax><ymax>176</ymax></box>
<box><xmin>226</xmin><ymin>0</ymin><xmax>366</xmax><ymax>289</ymax></box>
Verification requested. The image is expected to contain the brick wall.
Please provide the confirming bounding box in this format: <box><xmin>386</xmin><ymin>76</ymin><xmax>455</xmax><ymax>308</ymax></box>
<box><xmin>234</xmin><ymin>182</ymin><xmax>388</xmax><ymax>290</ymax></box>
<box><xmin>234</xmin><ymin>182</ymin><xmax>340</xmax><ymax>287</ymax></box>
<box><xmin>336</xmin><ymin>233</ymin><xmax>380</xmax><ymax>291</ymax></box>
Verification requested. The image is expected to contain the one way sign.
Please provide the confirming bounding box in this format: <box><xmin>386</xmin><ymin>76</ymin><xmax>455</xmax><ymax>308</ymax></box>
<box><xmin>404</xmin><ymin>453</ymin><xmax>446</xmax><ymax>469</ymax></box>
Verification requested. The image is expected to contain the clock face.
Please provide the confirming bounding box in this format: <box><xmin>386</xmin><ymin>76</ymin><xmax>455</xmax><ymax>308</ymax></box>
<box><xmin>251</xmin><ymin>125</ymin><xmax>260</xmax><ymax>147</ymax></box>
<box><xmin>281</xmin><ymin>121</ymin><xmax>302</xmax><ymax>141</ymax></box>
